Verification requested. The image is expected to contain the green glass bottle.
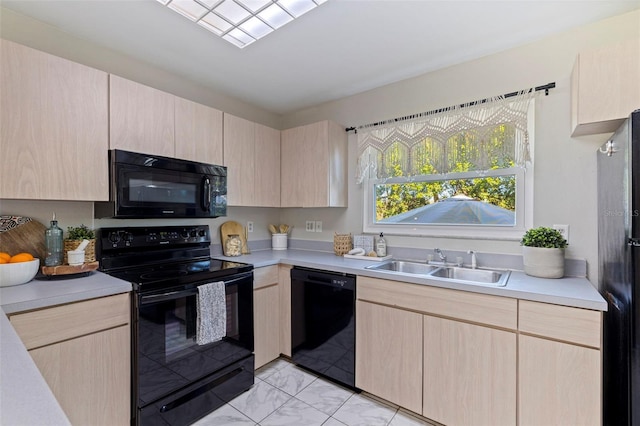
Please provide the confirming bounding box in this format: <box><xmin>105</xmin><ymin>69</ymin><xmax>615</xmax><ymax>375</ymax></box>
<box><xmin>45</xmin><ymin>213</ymin><xmax>63</xmax><ymax>266</ymax></box>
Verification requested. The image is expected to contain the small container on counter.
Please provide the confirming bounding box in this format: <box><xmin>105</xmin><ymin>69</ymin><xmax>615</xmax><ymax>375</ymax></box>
<box><xmin>272</xmin><ymin>233</ymin><xmax>288</xmax><ymax>250</ymax></box>
<box><xmin>67</xmin><ymin>250</ymin><xmax>85</xmax><ymax>266</ymax></box>
<box><xmin>376</xmin><ymin>232</ymin><xmax>387</xmax><ymax>257</ymax></box>
<box><xmin>225</xmin><ymin>234</ymin><xmax>243</xmax><ymax>256</ymax></box>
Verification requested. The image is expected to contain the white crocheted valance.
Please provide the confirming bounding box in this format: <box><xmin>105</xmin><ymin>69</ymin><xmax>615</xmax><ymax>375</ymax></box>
<box><xmin>356</xmin><ymin>90</ymin><xmax>535</xmax><ymax>183</ymax></box>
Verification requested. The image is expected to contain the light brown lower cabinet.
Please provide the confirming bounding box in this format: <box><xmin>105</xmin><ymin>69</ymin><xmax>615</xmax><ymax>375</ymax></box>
<box><xmin>355</xmin><ymin>276</ymin><xmax>602</xmax><ymax>426</ymax></box>
<box><xmin>423</xmin><ymin>315</ymin><xmax>516</xmax><ymax>426</ymax></box>
<box><xmin>518</xmin><ymin>300</ymin><xmax>602</xmax><ymax>426</ymax></box>
<box><xmin>519</xmin><ymin>335</ymin><xmax>601</xmax><ymax>426</ymax></box>
<box><xmin>254</xmin><ymin>265</ymin><xmax>280</xmax><ymax>368</ymax></box>
<box><xmin>355</xmin><ymin>300</ymin><xmax>423</xmax><ymax>413</ymax></box>
<box><xmin>9</xmin><ymin>293</ymin><xmax>131</xmax><ymax>426</ymax></box>
<box><xmin>279</xmin><ymin>265</ymin><xmax>292</xmax><ymax>357</ymax></box>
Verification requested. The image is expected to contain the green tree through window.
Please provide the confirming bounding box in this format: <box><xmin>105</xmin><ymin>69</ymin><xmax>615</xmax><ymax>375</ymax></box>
<box><xmin>374</xmin><ymin>124</ymin><xmax>516</xmax><ymax>225</ymax></box>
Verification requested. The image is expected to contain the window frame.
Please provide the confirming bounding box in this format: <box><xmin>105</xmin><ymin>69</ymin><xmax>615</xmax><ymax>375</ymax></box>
<box><xmin>361</xmin><ymin>102</ymin><xmax>535</xmax><ymax>241</ymax></box>
<box><xmin>364</xmin><ymin>167</ymin><xmax>531</xmax><ymax>240</ymax></box>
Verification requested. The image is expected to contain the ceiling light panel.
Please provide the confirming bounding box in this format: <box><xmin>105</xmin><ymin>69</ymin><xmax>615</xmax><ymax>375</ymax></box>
<box><xmin>159</xmin><ymin>0</ymin><xmax>327</xmax><ymax>48</ymax></box>
<box><xmin>258</xmin><ymin>3</ymin><xmax>292</xmax><ymax>29</ymax></box>
<box><xmin>278</xmin><ymin>0</ymin><xmax>316</xmax><ymax>18</ymax></box>
<box><xmin>168</xmin><ymin>0</ymin><xmax>208</xmax><ymax>21</ymax></box>
<box><xmin>214</xmin><ymin>0</ymin><xmax>251</xmax><ymax>24</ymax></box>
<box><xmin>236</xmin><ymin>0</ymin><xmax>272</xmax><ymax>12</ymax></box>
<box><xmin>199</xmin><ymin>12</ymin><xmax>233</xmax><ymax>34</ymax></box>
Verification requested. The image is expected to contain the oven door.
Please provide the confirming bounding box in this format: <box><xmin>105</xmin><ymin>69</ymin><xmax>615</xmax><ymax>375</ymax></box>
<box><xmin>133</xmin><ymin>273</ymin><xmax>253</xmax><ymax>424</ymax></box>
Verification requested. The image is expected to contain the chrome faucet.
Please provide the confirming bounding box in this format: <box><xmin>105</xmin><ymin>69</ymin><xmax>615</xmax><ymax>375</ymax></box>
<box><xmin>434</xmin><ymin>248</ymin><xmax>447</xmax><ymax>263</ymax></box>
<box><xmin>467</xmin><ymin>250</ymin><xmax>477</xmax><ymax>269</ymax></box>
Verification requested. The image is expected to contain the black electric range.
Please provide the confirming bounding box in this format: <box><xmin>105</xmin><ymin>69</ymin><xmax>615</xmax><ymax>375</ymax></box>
<box><xmin>97</xmin><ymin>225</ymin><xmax>254</xmax><ymax>426</ymax></box>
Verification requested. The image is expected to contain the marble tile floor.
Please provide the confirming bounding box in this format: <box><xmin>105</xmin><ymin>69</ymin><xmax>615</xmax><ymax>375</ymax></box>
<box><xmin>193</xmin><ymin>358</ymin><xmax>438</xmax><ymax>426</ymax></box>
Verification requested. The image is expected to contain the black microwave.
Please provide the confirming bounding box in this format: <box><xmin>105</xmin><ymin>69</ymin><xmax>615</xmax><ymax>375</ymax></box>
<box><xmin>95</xmin><ymin>150</ymin><xmax>227</xmax><ymax>219</ymax></box>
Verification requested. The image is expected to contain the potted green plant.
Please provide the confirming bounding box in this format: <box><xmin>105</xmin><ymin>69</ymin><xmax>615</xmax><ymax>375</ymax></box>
<box><xmin>64</xmin><ymin>224</ymin><xmax>96</xmax><ymax>264</ymax></box>
<box><xmin>520</xmin><ymin>226</ymin><xmax>568</xmax><ymax>278</ymax></box>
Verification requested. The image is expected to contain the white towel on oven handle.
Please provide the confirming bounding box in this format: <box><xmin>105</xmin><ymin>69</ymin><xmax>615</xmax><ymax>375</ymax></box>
<box><xmin>196</xmin><ymin>281</ymin><xmax>226</xmax><ymax>345</ymax></box>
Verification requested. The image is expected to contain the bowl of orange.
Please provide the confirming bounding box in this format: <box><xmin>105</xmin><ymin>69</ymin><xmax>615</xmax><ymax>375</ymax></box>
<box><xmin>0</xmin><ymin>252</ymin><xmax>40</xmax><ymax>287</ymax></box>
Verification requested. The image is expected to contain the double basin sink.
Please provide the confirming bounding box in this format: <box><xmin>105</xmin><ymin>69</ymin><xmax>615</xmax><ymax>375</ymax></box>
<box><xmin>366</xmin><ymin>260</ymin><xmax>510</xmax><ymax>287</ymax></box>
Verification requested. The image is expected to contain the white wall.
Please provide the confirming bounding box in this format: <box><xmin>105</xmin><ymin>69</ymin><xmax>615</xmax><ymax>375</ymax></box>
<box><xmin>1</xmin><ymin>8</ymin><xmax>638</xmax><ymax>287</ymax></box>
<box><xmin>280</xmin><ymin>9</ymin><xmax>640</xmax><ymax>286</ymax></box>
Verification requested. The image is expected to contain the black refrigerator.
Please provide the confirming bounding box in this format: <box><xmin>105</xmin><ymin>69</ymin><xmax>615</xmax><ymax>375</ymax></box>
<box><xmin>598</xmin><ymin>109</ymin><xmax>640</xmax><ymax>426</ymax></box>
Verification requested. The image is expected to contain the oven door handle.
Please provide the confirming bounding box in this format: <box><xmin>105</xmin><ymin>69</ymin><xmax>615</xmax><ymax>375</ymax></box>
<box><xmin>140</xmin><ymin>274</ymin><xmax>250</xmax><ymax>304</ymax></box>
<box><xmin>141</xmin><ymin>288</ymin><xmax>198</xmax><ymax>304</ymax></box>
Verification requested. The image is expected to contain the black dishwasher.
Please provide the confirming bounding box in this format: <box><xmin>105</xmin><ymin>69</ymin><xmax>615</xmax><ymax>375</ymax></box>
<box><xmin>291</xmin><ymin>267</ymin><xmax>356</xmax><ymax>389</ymax></box>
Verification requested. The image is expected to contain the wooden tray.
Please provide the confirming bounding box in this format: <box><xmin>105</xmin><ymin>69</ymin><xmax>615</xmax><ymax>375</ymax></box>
<box><xmin>0</xmin><ymin>216</ymin><xmax>47</xmax><ymax>260</ymax></box>
<box><xmin>41</xmin><ymin>261</ymin><xmax>99</xmax><ymax>276</ymax></box>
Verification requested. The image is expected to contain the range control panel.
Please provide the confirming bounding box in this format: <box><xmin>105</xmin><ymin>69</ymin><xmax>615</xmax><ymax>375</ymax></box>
<box><xmin>99</xmin><ymin>225</ymin><xmax>211</xmax><ymax>250</ymax></box>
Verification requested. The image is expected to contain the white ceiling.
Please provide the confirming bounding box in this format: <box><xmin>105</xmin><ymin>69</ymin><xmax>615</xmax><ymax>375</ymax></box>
<box><xmin>2</xmin><ymin>0</ymin><xmax>639</xmax><ymax>115</ymax></box>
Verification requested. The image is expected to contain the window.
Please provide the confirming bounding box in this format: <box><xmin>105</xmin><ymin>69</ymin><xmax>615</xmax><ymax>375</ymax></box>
<box><xmin>358</xmin><ymin>92</ymin><xmax>535</xmax><ymax>240</ymax></box>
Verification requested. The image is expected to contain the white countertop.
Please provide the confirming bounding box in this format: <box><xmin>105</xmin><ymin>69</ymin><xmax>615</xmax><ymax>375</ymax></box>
<box><xmin>0</xmin><ymin>271</ymin><xmax>132</xmax><ymax>426</ymax></box>
<box><xmin>0</xmin><ymin>249</ymin><xmax>607</xmax><ymax>425</ymax></box>
<box><xmin>215</xmin><ymin>249</ymin><xmax>608</xmax><ymax>311</ymax></box>
<box><xmin>1</xmin><ymin>270</ymin><xmax>133</xmax><ymax>314</ymax></box>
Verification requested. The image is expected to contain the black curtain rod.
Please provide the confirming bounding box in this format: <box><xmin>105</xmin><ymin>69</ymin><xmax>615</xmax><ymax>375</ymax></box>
<box><xmin>345</xmin><ymin>82</ymin><xmax>556</xmax><ymax>133</ymax></box>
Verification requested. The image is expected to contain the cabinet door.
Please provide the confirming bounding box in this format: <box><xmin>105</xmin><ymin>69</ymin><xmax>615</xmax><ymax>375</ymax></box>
<box><xmin>109</xmin><ymin>74</ymin><xmax>174</xmax><ymax>156</ymax></box>
<box><xmin>223</xmin><ymin>114</ymin><xmax>255</xmax><ymax>206</ymax></box>
<box><xmin>571</xmin><ymin>37</ymin><xmax>640</xmax><ymax>136</ymax></box>
<box><xmin>280</xmin><ymin>125</ymin><xmax>305</xmax><ymax>207</ymax></box>
<box><xmin>30</xmin><ymin>325</ymin><xmax>130</xmax><ymax>426</ymax></box>
<box><xmin>254</xmin><ymin>284</ymin><xmax>280</xmax><ymax>368</ymax></box>
<box><xmin>278</xmin><ymin>265</ymin><xmax>292</xmax><ymax>357</ymax></box>
<box><xmin>281</xmin><ymin>121</ymin><xmax>328</xmax><ymax>207</ymax></box>
<box><xmin>175</xmin><ymin>97</ymin><xmax>223</xmax><ymax>165</ymax></box>
<box><xmin>254</xmin><ymin>123</ymin><xmax>281</xmax><ymax>207</ymax></box>
<box><xmin>519</xmin><ymin>335</ymin><xmax>601</xmax><ymax>426</ymax></box>
<box><xmin>281</xmin><ymin>120</ymin><xmax>347</xmax><ymax>207</ymax></box>
<box><xmin>302</xmin><ymin>121</ymin><xmax>330</xmax><ymax>207</ymax></box>
<box><xmin>0</xmin><ymin>39</ymin><xmax>109</xmax><ymax>201</ymax></box>
<box><xmin>423</xmin><ymin>315</ymin><xmax>516</xmax><ymax>426</ymax></box>
<box><xmin>355</xmin><ymin>300</ymin><xmax>423</xmax><ymax>414</ymax></box>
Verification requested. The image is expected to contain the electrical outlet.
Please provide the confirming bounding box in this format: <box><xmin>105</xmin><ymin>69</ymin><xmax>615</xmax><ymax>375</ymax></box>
<box><xmin>553</xmin><ymin>224</ymin><xmax>569</xmax><ymax>242</ymax></box>
<box><xmin>315</xmin><ymin>221</ymin><xmax>323</xmax><ymax>232</ymax></box>
<box><xmin>305</xmin><ymin>221</ymin><xmax>316</xmax><ymax>232</ymax></box>
<box><xmin>247</xmin><ymin>221</ymin><xmax>253</xmax><ymax>233</ymax></box>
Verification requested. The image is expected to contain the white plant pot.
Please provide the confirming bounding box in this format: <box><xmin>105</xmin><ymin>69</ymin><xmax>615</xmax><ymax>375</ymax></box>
<box><xmin>522</xmin><ymin>246</ymin><xmax>565</xmax><ymax>279</ymax></box>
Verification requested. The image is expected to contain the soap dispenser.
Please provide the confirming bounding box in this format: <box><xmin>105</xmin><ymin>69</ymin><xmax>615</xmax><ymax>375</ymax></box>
<box><xmin>376</xmin><ymin>232</ymin><xmax>387</xmax><ymax>257</ymax></box>
<box><xmin>45</xmin><ymin>213</ymin><xmax>63</xmax><ymax>266</ymax></box>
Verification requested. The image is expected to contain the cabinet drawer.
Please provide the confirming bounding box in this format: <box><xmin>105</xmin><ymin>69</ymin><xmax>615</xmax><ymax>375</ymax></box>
<box><xmin>254</xmin><ymin>265</ymin><xmax>278</xmax><ymax>290</ymax></box>
<box><xmin>357</xmin><ymin>276</ymin><xmax>517</xmax><ymax>330</ymax></box>
<box><xmin>10</xmin><ymin>293</ymin><xmax>130</xmax><ymax>350</ymax></box>
<box><xmin>518</xmin><ymin>300</ymin><xmax>601</xmax><ymax>348</ymax></box>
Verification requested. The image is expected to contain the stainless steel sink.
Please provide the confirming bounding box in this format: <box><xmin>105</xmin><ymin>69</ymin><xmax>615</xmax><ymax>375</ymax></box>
<box><xmin>366</xmin><ymin>260</ymin><xmax>439</xmax><ymax>275</ymax></box>
<box><xmin>366</xmin><ymin>260</ymin><xmax>510</xmax><ymax>287</ymax></box>
<box><xmin>429</xmin><ymin>266</ymin><xmax>510</xmax><ymax>286</ymax></box>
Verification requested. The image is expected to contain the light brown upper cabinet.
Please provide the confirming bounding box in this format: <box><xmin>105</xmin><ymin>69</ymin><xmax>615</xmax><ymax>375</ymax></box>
<box><xmin>254</xmin><ymin>123</ymin><xmax>281</xmax><ymax>207</ymax></box>
<box><xmin>281</xmin><ymin>120</ymin><xmax>348</xmax><ymax>208</ymax></box>
<box><xmin>109</xmin><ymin>74</ymin><xmax>175</xmax><ymax>157</ymax></box>
<box><xmin>175</xmin><ymin>97</ymin><xmax>223</xmax><ymax>165</ymax></box>
<box><xmin>223</xmin><ymin>113</ymin><xmax>280</xmax><ymax>207</ymax></box>
<box><xmin>571</xmin><ymin>37</ymin><xmax>640</xmax><ymax>136</ymax></box>
<box><xmin>110</xmin><ymin>75</ymin><xmax>224</xmax><ymax>165</ymax></box>
<box><xmin>0</xmin><ymin>39</ymin><xmax>109</xmax><ymax>201</ymax></box>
